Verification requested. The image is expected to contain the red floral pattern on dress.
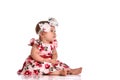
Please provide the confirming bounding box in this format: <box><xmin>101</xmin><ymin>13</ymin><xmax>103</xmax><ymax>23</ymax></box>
<box><xmin>24</xmin><ymin>70</ymin><xmax>32</xmax><ymax>75</ymax></box>
<box><xmin>45</xmin><ymin>64</ymin><xmax>50</xmax><ymax>69</ymax></box>
<box><xmin>35</xmin><ymin>62</ymin><xmax>42</xmax><ymax>67</ymax></box>
<box><xmin>39</xmin><ymin>45</ymin><xmax>44</xmax><ymax>51</ymax></box>
<box><xmin>34</xmin><ymin>70</ymin><xmax>39</xmax><ymax>75</ymax></box>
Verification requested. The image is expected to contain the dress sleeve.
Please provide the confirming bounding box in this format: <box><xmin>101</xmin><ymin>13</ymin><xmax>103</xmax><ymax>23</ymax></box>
<box><xmin>28</xmin><ymin>38</ymin><xmax>38</xmax><ymax>46</ymax></box>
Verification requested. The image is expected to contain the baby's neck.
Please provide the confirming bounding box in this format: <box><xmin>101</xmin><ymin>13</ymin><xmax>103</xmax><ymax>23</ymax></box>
<box><xmin>40</xmin><ymin>39</ymin><xmax>51</xmax><ymax>44</ymax></box>
<box><xmin>42</xmin><ymin>41</ymin><xmax>50</xmax><ymax>44</ymax></box>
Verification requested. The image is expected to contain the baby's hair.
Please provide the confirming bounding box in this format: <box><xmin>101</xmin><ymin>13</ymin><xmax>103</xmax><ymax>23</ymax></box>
<box><xmin>35</xmin><ymin>21</ymin><xmax>49</xmax><ymax>34</ymax></box>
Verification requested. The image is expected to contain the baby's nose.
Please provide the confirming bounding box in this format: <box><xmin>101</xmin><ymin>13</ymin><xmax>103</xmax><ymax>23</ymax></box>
<box><xmin>54</xmin><ymin>32</ymin><xmax>56</xmax><ymax>36</ymax></box>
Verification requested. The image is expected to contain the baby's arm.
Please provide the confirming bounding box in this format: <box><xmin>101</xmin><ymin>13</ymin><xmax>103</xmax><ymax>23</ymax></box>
<box><xmin>52</xmin><ymin>49</ymin><xmax>58</xmax><ymax>60</ymax></box>
<box><xmin>30</xmin><ymin>44</ymin><xmax>50</xmax><ymax>62</ymax></box>
<box><xmin>50</xmin><ymin>49</ymin><xmax>59</xmax><ymax>65</ymax></box>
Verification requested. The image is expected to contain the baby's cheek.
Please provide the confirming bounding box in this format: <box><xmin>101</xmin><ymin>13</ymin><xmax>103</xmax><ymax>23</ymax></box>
<box><xmin>49</xmin><ymin>34</ymin><xmax>53</xmax><ymax>37</ymax></box>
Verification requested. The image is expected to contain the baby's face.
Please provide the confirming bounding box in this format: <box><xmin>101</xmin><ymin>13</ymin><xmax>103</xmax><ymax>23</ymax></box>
<box><xmin>44</xmin><ymin>26</ymin><xmax>56</xmax><ymax>42</ymax></box>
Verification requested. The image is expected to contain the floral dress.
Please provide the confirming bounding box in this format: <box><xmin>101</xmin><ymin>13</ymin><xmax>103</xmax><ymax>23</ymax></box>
<box><xmin>17</xmin><ymin>38</ymin><xmax>70</xmax><ymax>76</ymax></box>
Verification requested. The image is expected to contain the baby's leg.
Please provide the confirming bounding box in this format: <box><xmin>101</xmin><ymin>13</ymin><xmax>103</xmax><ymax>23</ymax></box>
<box><xmin>67</xmin><ymin>67</ymin><xmax>82</xmax><ymax>75</ymax></box>
<box><xmin>50</xmin><ymin>69</ymin><xmax>67</xmax><ymax>76</ymax></box>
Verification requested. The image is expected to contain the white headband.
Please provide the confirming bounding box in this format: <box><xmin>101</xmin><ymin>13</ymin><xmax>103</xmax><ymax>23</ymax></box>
<box><xmin>38</xmin><ymin>18</ymin><xmax>58</xmax><ymax>34</ymax></box>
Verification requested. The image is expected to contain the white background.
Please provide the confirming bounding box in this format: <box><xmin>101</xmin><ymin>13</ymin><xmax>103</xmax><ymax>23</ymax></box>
<box><xmin>0</xmin><ymin>0</ymin><xmax>120</xmax><ymax>80</ymax></box>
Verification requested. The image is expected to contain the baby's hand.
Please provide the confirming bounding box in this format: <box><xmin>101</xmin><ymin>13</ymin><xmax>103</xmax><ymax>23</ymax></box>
<box><xmin>50</xmin><ymin>59</ymin><xmax>59</xmax><ymax>65</ymax></box>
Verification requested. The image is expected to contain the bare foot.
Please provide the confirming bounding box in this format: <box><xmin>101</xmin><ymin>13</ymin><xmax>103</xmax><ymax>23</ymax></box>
<box><xmin>60</xmin><ymin>69</ymin><xmax>67</xmax><ymax>76</ymax></box>
<box><xmin>67</xmin><ymin>67</ymin><xmax>82</xmax><ymax>75</ymax></box>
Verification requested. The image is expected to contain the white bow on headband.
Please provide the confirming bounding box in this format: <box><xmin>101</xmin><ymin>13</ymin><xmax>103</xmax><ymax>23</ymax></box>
<box><xmin>38</xmin><ymin>18</ymin><xmax>58</xmax><ymax>33</ymax></box>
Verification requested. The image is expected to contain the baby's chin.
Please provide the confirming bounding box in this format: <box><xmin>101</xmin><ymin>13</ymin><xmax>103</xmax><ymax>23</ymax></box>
<box><xmin>50</xmin><ymin>37</ymin><xmax>56</xmax><ymax>42</ymax></box>
<box><xmin>49</xmin><ymin>39</ymin><xmax>54</xmax><ymax>43</ymax></box>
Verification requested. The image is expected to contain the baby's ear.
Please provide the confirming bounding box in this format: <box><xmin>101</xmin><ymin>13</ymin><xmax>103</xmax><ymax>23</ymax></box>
<box><xmin>40</xmin><ymin>31</ymin><xmax>46</xmax><ymax>36</ymax></box>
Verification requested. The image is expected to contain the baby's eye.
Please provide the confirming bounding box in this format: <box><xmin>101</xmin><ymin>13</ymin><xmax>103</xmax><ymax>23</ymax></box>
<box><xmin>51</xmin><ymin>30</ymin><xmax>56</xmax><ymax>32</ymax></box>
<box><xmin>51</xmin><ymin>30</ymin><xmax>53</xmax><ymax>32</ymax></box>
